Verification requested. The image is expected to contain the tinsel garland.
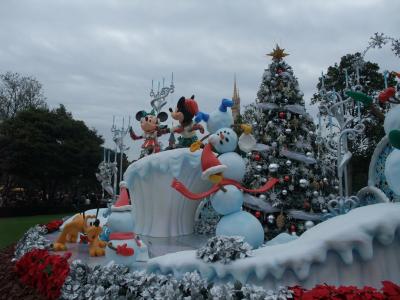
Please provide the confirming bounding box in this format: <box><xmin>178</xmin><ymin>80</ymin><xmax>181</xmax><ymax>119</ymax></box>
<box><xmin>196</xmin><ymin>235</ymin><xmax>252</xmax><ymax>264</ymax></box>
<box><xmin>13</xmin><ymin>225</ymin><xmax>51</xmax><ymax>261</ymax></box>
<box><xmin>61</xmin><ymin>260</ymin><xmax>294</xmax><ymax>300</ymax></box>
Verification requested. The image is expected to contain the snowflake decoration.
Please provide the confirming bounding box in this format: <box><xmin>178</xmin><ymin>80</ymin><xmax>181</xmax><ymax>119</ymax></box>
<box><xmin>289</xmin><ymin>184</ymin><xmax>295</xmax><ymax>191</ymax></box>
<box><xmin>306</xmin><ymin>191</ymin><xmax>312</xmax><ymax>197</ymax></box>
<box><xmin>269</xmin><ymin>192</ymin><xmax>278</xmax><ymax>201</ymax></box>
<box><xmin>279</xmin><ymin>177</ymin><xmax>284</xmax><ymax>183</ymax></box>
<box><xmin>392</xmin><ymin>39</ymin><xmax>400</xmax><ymax>58</ymax></box>
<box><xmin>290</xmin><ymin>169</ymin><xmax>297</xmax><ymax>175</ymax></box>
<box><xmin>369</xmin><ymin>32</ymin><xmax>387</xmax><ymax>49</ymax></box>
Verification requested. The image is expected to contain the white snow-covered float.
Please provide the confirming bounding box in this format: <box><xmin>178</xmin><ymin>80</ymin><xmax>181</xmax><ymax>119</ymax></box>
<box><xmin>124</xmin><ymin>148</ymin><xmax>211</xmax><ymax>237</ymax></box>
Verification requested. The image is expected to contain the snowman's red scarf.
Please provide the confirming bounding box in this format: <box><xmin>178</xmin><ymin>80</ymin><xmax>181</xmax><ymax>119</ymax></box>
<box><xmin>171</xmin><ymin>177</ymin><xmax>279</xmax><ymax>200</ymax></box>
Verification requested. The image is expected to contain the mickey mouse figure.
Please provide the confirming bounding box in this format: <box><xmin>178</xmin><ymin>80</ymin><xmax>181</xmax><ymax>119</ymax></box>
<box><xmin>129</xmin><ymin>110</ymin><xmax>169</xmax><ymax>158</ymax></box>
<box><xmin>169</xmin><ymin>95</ymin><xmax>204</xmax><ymax>147</ymax></box>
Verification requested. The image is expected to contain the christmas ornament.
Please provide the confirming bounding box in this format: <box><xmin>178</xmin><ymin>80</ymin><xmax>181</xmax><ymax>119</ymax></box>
<box><xmin>267</xmin><ymin>214</ymin><xmax>275</xmax><ymax>224</ymax></box>
<box><xmin>313</xmin><ymin>191</ymin><xmax>319</xmax><ymax>197</ymax></box>
<box><xmin>282</xmin><ymin>189</ymin><xmax>288</xmax><ymax>196</ymax></box>
<box><xmin>254</xmin><ymin>153</ymin><xmax>261</xmax><ymax>161</ymax></box>
<box><xmin>285</xmin><ymin>160</ymin><xmax>292</xmax><ymax>167</ymax></box>
<box><xmin>279</xmin><ymin>112</ymin><xmax>286</xmax><ymax>119</ymax></box>
<box><xmin>305</xmin><ymin>220</ymin><xmax>315</xmax><ymax>230</ymax></box>
<box><xmin>268</xmin><ymin>163</ymin><xmax>279</xmax><ymax>173</ymax></box>
<box><xmin>299</xmin><ymin>179</ymin><xmax>309</xmax><ymax>188</ymax></box>
<box><xmin>289</xmin><ymin>224</ymin><xmax>296</xmax><ymax>233</ymax></box>
<box><xmin>256</xmin><ymin>165</ymin><xmax>263</xmax><ymax>172</ymax></box>
<box><xmin>276</xmin><ymin>212</ymin><xmax>286</xmax><ymax>230</ymax></box>
<box><xmin>285</xmin><ymin>128</ymin><xmax>292</xmax><ymax>134</ymax></box>
<box><xmin>306</xmin><ymin>152</ymin><xmax>313</xmax><ymax>157</ymax></box>
<box><xmin>323</xmin><ymin>177</ymin><xmax>328</xmax><ymax>184</ymax></box>
<box><xmin>271</xmin><ymin>142</ymin><xmax>278</xmax><ymax>149</ymax></box>
<box><xmin>255</xmin><ymin>211</ymin><xmax>261</xmax><ymax>219</ymax></box>
<box><xmin>303</xmin><ymin>201</ymin><xmax>311</xmax><ymax>210</ymax></box>
<box><xmin>259</xmin><ymin>194</ymin><xmax>267</xmax><ymax>201</ymax></box>
<box><xmin>284</xmin><ymin>175</ymin><xmax>290</xmax><ymax>182</ymax></box>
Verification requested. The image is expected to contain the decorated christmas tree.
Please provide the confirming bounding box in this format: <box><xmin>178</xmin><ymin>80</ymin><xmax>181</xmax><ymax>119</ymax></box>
<box><xmin>242</xmin><ymin>45</ymin><xmax>337</xmax><ymax>239</ymax></box>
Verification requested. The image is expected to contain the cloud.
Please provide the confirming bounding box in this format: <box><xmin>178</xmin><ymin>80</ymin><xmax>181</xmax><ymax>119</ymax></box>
<box><xmin>0</xmin><ymin>0</ymin><xmax>398</xmax><ymax>160</ymax></box>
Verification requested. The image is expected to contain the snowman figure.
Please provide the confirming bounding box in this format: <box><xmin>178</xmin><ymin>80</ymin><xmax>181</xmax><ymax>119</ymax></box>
<box><xmin>384</xmin><ymin>105</ymin><xmax>400</xmax><ymax>195</ymax></box>
<box><xmin>205</xmin><ymin>127</ymin><xmax>264</xmax><ymax>249</ymax></box>
<box><xmin>172</xmin><ymin>101</ymin><xmax>278</xmax><ymax>249</ymax></box>
<box><xmin>105</xmin><ymin>181</ymin><xmax>149</xmax><ymax>267</ymax></box>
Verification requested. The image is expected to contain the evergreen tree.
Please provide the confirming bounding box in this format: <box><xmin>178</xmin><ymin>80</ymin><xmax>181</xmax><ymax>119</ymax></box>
<box><xmin>311</xmin><ymin>53</ymin><xmax>396</xmax><ymax>192</ymax></box>
<box><xmin>242</xmin><ymin>45</ymin><xmax>336</xmax><ymax>239</ymax></box>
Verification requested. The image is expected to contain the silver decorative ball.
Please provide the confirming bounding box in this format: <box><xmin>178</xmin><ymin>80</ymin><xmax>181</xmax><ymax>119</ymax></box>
<box><xmin>282</xmin><ymin>189</ymin><xmax>288</xmax><ymax>196</ymax></box>
<box><xmin>305</xmin><ymin>220</ymin><xmax>315</xmax><ymax>230</ymax></box>
<box><xmin>85</xmin><ymin>198</ymin><xmax>91</xmax><ymax>205</ymax></box>
<box><xmin>313</xmin><ymin>190</ymin><xmax>319</xmax><ymax>197</ymax></box>
<box><xmin>308</xmin><ymin>131</ymin><xmax>314</xmax><ymax>136</ymax></box>
<box><xmin>259</xmin><ymin>194</ymin><xmax>267</xmax><ymax>201</ymax></box>
<box><xmin>268</xmin><ymin>163</ymin><xmax>279</xmax><ymax>173</ymax></box>
<box><xmin>306</xmin><ymin>152</ymin><xmax>313</xmax><ymax>157</ymax></box>
<box><xmin>334</xmin><ymin>185</ymin><xmax>339</xmax><ymax>190</ymax></box>
<box><xmin>271</xmin><ymin>142</ymin><xmax>278</xmax><ymax>148</ymax></box>
<box><xmin>299</xmin><ymin>179</ymin><xmax>309</xmax><ymax>188</ymax></box>
<box><xmin>252</xmin><ymin>121</ymin><xmax>258</xmax><ymax>127</ymax></box>
<box><xmin>247</xmin><ymin>152</ymin><xmax>252</xmax><ymax>157</ymax></box>
<box><xmin>285</xmin><ymin>128</ymin><xmax>292</xmax><ymax>134</ymax></box>
<box><xmin>256</xmin><ymin>165</ymin><xmax>263</xmax><ymax>172</ymax></box>
<box><xmin>261</xmin><ymin>177</ymin><xmax>267</xmax><ymax>183</ymax></box>
<box><xmin>323</xmin><ymin>177</ymin><xmax>328</xmax><ymax>184</ymax></box>
<box><xmin>285</xmin><ymin>160</ymin><xmax>292</xmax><ymax>167</ymax></box>
<box><xmin>267</xmin><ymin>214</ymin><xmax>275</xmax><ymax>223</ymax></box>
<box><xmin>322</xmin><ymin>209</ymin><xmax>328</xmax><ymax>214</ymax></box>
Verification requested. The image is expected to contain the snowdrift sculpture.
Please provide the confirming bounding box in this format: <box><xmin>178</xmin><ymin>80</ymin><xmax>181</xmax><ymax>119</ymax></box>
<box><xmin>147</xmin><ymin>203</ymin><xmax>400</xmax><ymax>289</ymax></box>
<box><xmin>124</xmin><ymin>148</ymin><xmax>211</xmax><ymax>237</ymax></box>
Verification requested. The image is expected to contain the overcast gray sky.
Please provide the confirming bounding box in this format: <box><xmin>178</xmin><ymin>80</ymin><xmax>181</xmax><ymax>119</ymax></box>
<box><xmin>0</xmin><ymin>0</ymin><xmax>399</xmax><ymax>160</ymax></box>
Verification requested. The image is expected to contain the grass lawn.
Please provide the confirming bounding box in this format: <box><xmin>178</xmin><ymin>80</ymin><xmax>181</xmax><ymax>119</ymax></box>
<box><xmin>0</xmin><ymin>213</ymin><xmax>70</xmax><ymax>249</ymax></box>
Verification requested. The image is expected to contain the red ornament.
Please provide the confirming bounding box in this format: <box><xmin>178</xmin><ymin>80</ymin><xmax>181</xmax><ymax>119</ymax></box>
<box><xmin>277</xmin><ymin>68</ymin><xmax>283</xmax><ymax>74</ymax></box>
<box><xmin>290</xmin><ymin>224</ymin><xmax>296</xmax><ymax>232</ymax></box>
<box><xmin>378</xmin><ymin>87</ymin><xmax>396</xmax><ymax>103</ymax></box>
<box><xmin>303</xmin><ymin>201</ymin><xmax>311</xmax><ymax>210</ymax></box>
<box><xmin>284</xmin><ymin>175</ymin><xmax>290</xmax><ymax>182</ymax></box>
<box><xmin>254</xmin><ymin>153</ymin><xmax>261</xmax><ymax>161</ymax></box>
<box><xmin>279</xmin><ymin>112</ymin><xmax>286</xmax><ymax>119</ymax></box>
<box><xmin>255</xmin><ymin>211</ymin><xmax>261</xmax><ymax>218</ymax></box>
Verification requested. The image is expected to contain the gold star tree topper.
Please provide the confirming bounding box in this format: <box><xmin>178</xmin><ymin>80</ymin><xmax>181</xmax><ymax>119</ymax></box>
<box><xmin>267</xmin><ymin>44</ymin><xmax>289</xmax><ymax>60</ymax></box>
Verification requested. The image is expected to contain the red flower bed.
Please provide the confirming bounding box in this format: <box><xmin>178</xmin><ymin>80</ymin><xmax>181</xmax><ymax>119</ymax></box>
<box><xmin>291</xmin><ymin>281</ymin><xmax>400</xmax><ymax>299</ymax></box>
<box><xmin>44</xmin><ymin>220</ymin><xmax>63</xmax><ymax>233</ymax></box>
<box><xmin>15</xmin><ymin>249</ymin><xmax>71</xmax><ymax>300</ymax></box>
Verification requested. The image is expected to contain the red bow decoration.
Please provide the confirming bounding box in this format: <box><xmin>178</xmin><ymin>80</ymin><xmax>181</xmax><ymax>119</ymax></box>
<box><xmin>116</xmin><ymin>243</ymin><xmax>135</xmax><ymax>256</ymax></box>
<box><xmin>171</xmin><ymin>177</ymin><xmax>279</xmax><ymax>200</ymax></box>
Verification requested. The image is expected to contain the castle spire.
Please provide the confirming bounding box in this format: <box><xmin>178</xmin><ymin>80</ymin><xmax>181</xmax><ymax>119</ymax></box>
<box><xmin>231</xmin><ymin>73</ymin><xmax>241</xmax><ymax>120</ymax></box>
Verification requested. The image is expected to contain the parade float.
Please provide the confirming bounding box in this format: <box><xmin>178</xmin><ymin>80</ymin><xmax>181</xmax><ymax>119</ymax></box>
<box><xmin>9</xmin><ymin>37</ymin><xmax>400</xmax><ymax>299</ymax></box>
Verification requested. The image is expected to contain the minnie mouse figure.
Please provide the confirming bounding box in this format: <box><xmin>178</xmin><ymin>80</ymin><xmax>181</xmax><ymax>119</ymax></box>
<box><xmin>129</xmin><ymin>110</ymin><xmax>169</xmax><ymax>158</ymax></box>
<box><xmin>169</xmin><ymin>95</ymin><xmax>204</xmax><ymax>147</ymax></box>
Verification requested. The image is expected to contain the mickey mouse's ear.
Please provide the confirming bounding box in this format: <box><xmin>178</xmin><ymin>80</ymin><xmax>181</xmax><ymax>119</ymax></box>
<box><xmin>191</xmin><ymin>95</ymin><xmax>195</xmax><ymax>99</ymax></box>
<box><xmin>157</xmin><ymin>112</ymin><xmax>168</xmax><ymax>122</ymax></box>
<box><xmin>136</xmin><ymin>111</ymin><xmax>146</xmax><ymax>121</ymax></box>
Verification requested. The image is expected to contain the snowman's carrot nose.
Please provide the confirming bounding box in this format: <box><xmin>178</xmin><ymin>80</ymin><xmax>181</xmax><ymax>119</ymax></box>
<box><xmin>219</xmin><ymin>132</ymin><xmax>225</xmax><ymax>139</ymax></box>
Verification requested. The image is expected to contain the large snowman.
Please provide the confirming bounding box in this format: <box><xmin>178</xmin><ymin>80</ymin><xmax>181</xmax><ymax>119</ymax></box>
<box><xmin>208</xmin><ymin>127</ymin><xmax>264</xmax><ymax>248</ymax></box>
<box><xmin>384</xmin><ymin>105</ymin><xmax>400</xmax><ymax>195</ymax></box>
<box><xmin>173</xmin><ymin>98</ymin><xmax>277</xmax><ymax>249</ymax></box>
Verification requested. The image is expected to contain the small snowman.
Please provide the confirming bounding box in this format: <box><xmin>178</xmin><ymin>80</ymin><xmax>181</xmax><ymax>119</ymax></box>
<box><xmin>105</xmin><ymin>181</ymin><xmax>149</xmax><ymax>267</ymax></box>
<box><xmin>195</xmin><ymin>98</ymin><xmax>234</xmax><ymax>134</ymax></box>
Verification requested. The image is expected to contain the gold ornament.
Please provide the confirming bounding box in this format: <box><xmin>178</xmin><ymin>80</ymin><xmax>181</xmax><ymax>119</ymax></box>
<box><xmin>276</xmin><ymin>211</ymin><xmax>286</xmax><ymax>230</ymax></box>
<box><xmin>267</xmin><ymin>44</ymin><xmax>289</xmax><ymax>61</ymax></box>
